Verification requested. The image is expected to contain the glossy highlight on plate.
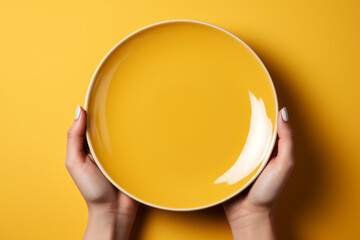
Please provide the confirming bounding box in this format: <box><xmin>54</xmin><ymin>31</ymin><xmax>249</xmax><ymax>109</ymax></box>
<box><xmin>214</xmin><ymin>91</ymin><xmax>273</xmax><ymax>185</ymax></box>
<box><xmin>85</xmin><ymin>20</ymin><xmax>278</xmax><ymax>210</ymax></box>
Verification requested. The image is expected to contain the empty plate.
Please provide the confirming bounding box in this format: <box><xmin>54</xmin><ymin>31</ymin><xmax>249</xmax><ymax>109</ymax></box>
<box><xmin>85</xmin><ymin>20</ymin><xmax>278</xmax><ymax>210</ymax></box>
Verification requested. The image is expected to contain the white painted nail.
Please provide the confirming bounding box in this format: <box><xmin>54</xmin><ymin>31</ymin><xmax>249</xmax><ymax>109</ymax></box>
<box><xmin>75</xmin><ymin>105</ymin><xmax>81</xmax><ymax>120</ymax></box>
<box><xmin>281</xmin><ymin>107</ymin><xmax>289</xmax><ymax>122</ymax></box>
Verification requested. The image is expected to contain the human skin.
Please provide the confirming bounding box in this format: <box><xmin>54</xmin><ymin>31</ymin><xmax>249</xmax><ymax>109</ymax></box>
<box><xmin>223</xmin><ymin>107</ymin><xmax>294</xmax><ymax>240</ymax></box>
<box><xmin>66</xmin><ymin>106</ymin><xmax>293</xmax><ymax>240</ymax></box>
<box><xmin>66</xmin><ymin>106</ymin><xmax>138</xmax><ymax>240</ymax></box>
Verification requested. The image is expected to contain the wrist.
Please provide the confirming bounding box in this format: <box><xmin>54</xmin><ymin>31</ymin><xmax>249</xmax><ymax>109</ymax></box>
<box><xmin>85</xmin><ymin>204</ymin><xmax>133</xmax><ymax>240</ymax></box>
<box><xmin>227</xmin><ymin>210</ymin><xmax>275</xmax><ymax>240</ymax></box>
<box><xmin>228</xmin><ymin>208</ymin><xmax>272</xmax><ymax>227</ymax></box>
<box><xmin>84</xmin><ymin>207</ymin><xmax>117</xmax><ymax>240</ymax></box>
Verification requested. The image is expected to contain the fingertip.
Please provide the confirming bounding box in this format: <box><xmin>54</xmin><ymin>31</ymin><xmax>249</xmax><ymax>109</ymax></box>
<box><xmin>277</xmin><ymin>107</ymin><xmax>292</xmax><ymax>137</ymax></box>
<box><xmin>72</xmin><ymin>105</ymin><xmax>86</xmax><ymax>130</ymax></box>
<box><xmin>74</xmin><ymin>105</ymin><xmax>81</xmax><ymax>120</ymax></box>
<box><xmin>66</xmin><ymin>105</ymin><xmax>87</xmax><ymax>159</ymax></box>
<box><xmin>281</xmin><ymin>107</ymin><xmax>289</xmax><ymax>122</ymax></box>
<box><xmin>275</xmin><ymin>107</ymin><xmax>294</xmax><ymax>165</ymax></box>
<box><xmin>74</xmin><ymin>105</ymin><xmax>86</xmax><ymax>119</ymax></box>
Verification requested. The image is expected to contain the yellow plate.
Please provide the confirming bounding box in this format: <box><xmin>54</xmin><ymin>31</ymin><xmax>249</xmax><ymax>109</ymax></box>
<box><xmin>85</xmin><ymin>20</ymin><xmax>278</xmax><ymax>211</ymax></box>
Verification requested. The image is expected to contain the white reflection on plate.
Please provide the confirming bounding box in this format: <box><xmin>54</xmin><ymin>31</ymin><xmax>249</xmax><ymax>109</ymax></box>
<box><xmin>215</xmin><ymin>91</ymin><xmax>273</xmax><ymax>185</ymax></box>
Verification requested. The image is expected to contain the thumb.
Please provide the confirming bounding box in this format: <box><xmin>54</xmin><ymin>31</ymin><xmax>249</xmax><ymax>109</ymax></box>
<box><xmin>276</xmin><ymin>107</ymin><xmax>294</xmax><ymax>165</ymax></box>
<box><xmin>66</xmin><ymin>105</ymin><xmax>87</xmax><ymax>162</ymax></box>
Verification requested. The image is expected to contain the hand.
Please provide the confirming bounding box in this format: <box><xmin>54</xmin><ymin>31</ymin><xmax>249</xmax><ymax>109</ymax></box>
<box><xmin>223</xmin><ymin>107</ymin><xmax>294</xmax><ymax>240</ymax></box>
<box><xmin>66</xmin><ymin>105</ymin><xmax>138</xmax><ymax>240</ymax></box>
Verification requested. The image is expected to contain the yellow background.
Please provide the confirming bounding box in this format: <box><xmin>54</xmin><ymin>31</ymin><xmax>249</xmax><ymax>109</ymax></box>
<box><xmin>0</xmin><ymin>0</ymin><xmax>359</xmax><ymax>239</ymax></box>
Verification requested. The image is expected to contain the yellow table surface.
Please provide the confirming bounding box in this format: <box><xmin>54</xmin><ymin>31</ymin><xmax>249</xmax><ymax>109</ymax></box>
<box><xmin>0</xmin><ymin>0</ymin><xmax>359</xmax><ymax>239</ymax></box>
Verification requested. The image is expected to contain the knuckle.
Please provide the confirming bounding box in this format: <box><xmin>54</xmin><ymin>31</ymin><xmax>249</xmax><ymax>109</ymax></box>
<box><xmin>65</xmin><ymin>155</ymin><xmax>76</xmax><ymax>171</ymax></box>
<box><xmin>67</xmin><ymin>127</ymin><xmax>74</xmax><ymax>140</ymax></box>
<box><xmin>287</xmin><ymin>158</ymin><xmax>296</xmax><ymax>170</ymax></box>
<box><xmin>281</xmin><ymin>157</ymin><xmax>295</xmax><ymax>171</ymax></box>
<box><xmin>65</xmin><ymin>158</ymin><xmax>72</xmax><ymax>170</ymax></box>
<box><xmin>284</xmin><ymin>129</ymin><xmax>294</xmax><ymax>139</ymax></box>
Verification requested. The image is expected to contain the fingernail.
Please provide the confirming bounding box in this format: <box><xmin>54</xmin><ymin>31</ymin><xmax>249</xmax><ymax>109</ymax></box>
<box><xmin>74</xmin><ymin>105</ymin><xmax>81</xmax><ymax>120</ymax></box>
<box><xmin>281</xmin><ymin>107</ymin><xmax>289</xmax><ymax>122</ymax></box>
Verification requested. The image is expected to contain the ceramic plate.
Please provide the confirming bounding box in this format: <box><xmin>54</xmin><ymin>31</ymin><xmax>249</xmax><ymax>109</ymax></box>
<box><xmin>85</xmin><ymin>20</ymin><xmax>278</xmax><ymax>211</ymax></box>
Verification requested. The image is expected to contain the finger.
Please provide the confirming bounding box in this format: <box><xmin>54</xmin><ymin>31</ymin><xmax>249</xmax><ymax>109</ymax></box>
<box><xmin>276</xmin><ymin>107</ymin><xmax>294</xmax><ymax>166</ymax></box>
<box><xmin>66</xmin><ymin>105</ymin><xmax>87</xmax><ymax>163</ymax></box>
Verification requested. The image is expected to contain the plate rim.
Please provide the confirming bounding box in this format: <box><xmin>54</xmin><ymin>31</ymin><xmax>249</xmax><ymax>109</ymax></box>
<box><xmin>84</xmin><ymin>19</ymin><xmax>279</xmax><ymax>211</ymax></box>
